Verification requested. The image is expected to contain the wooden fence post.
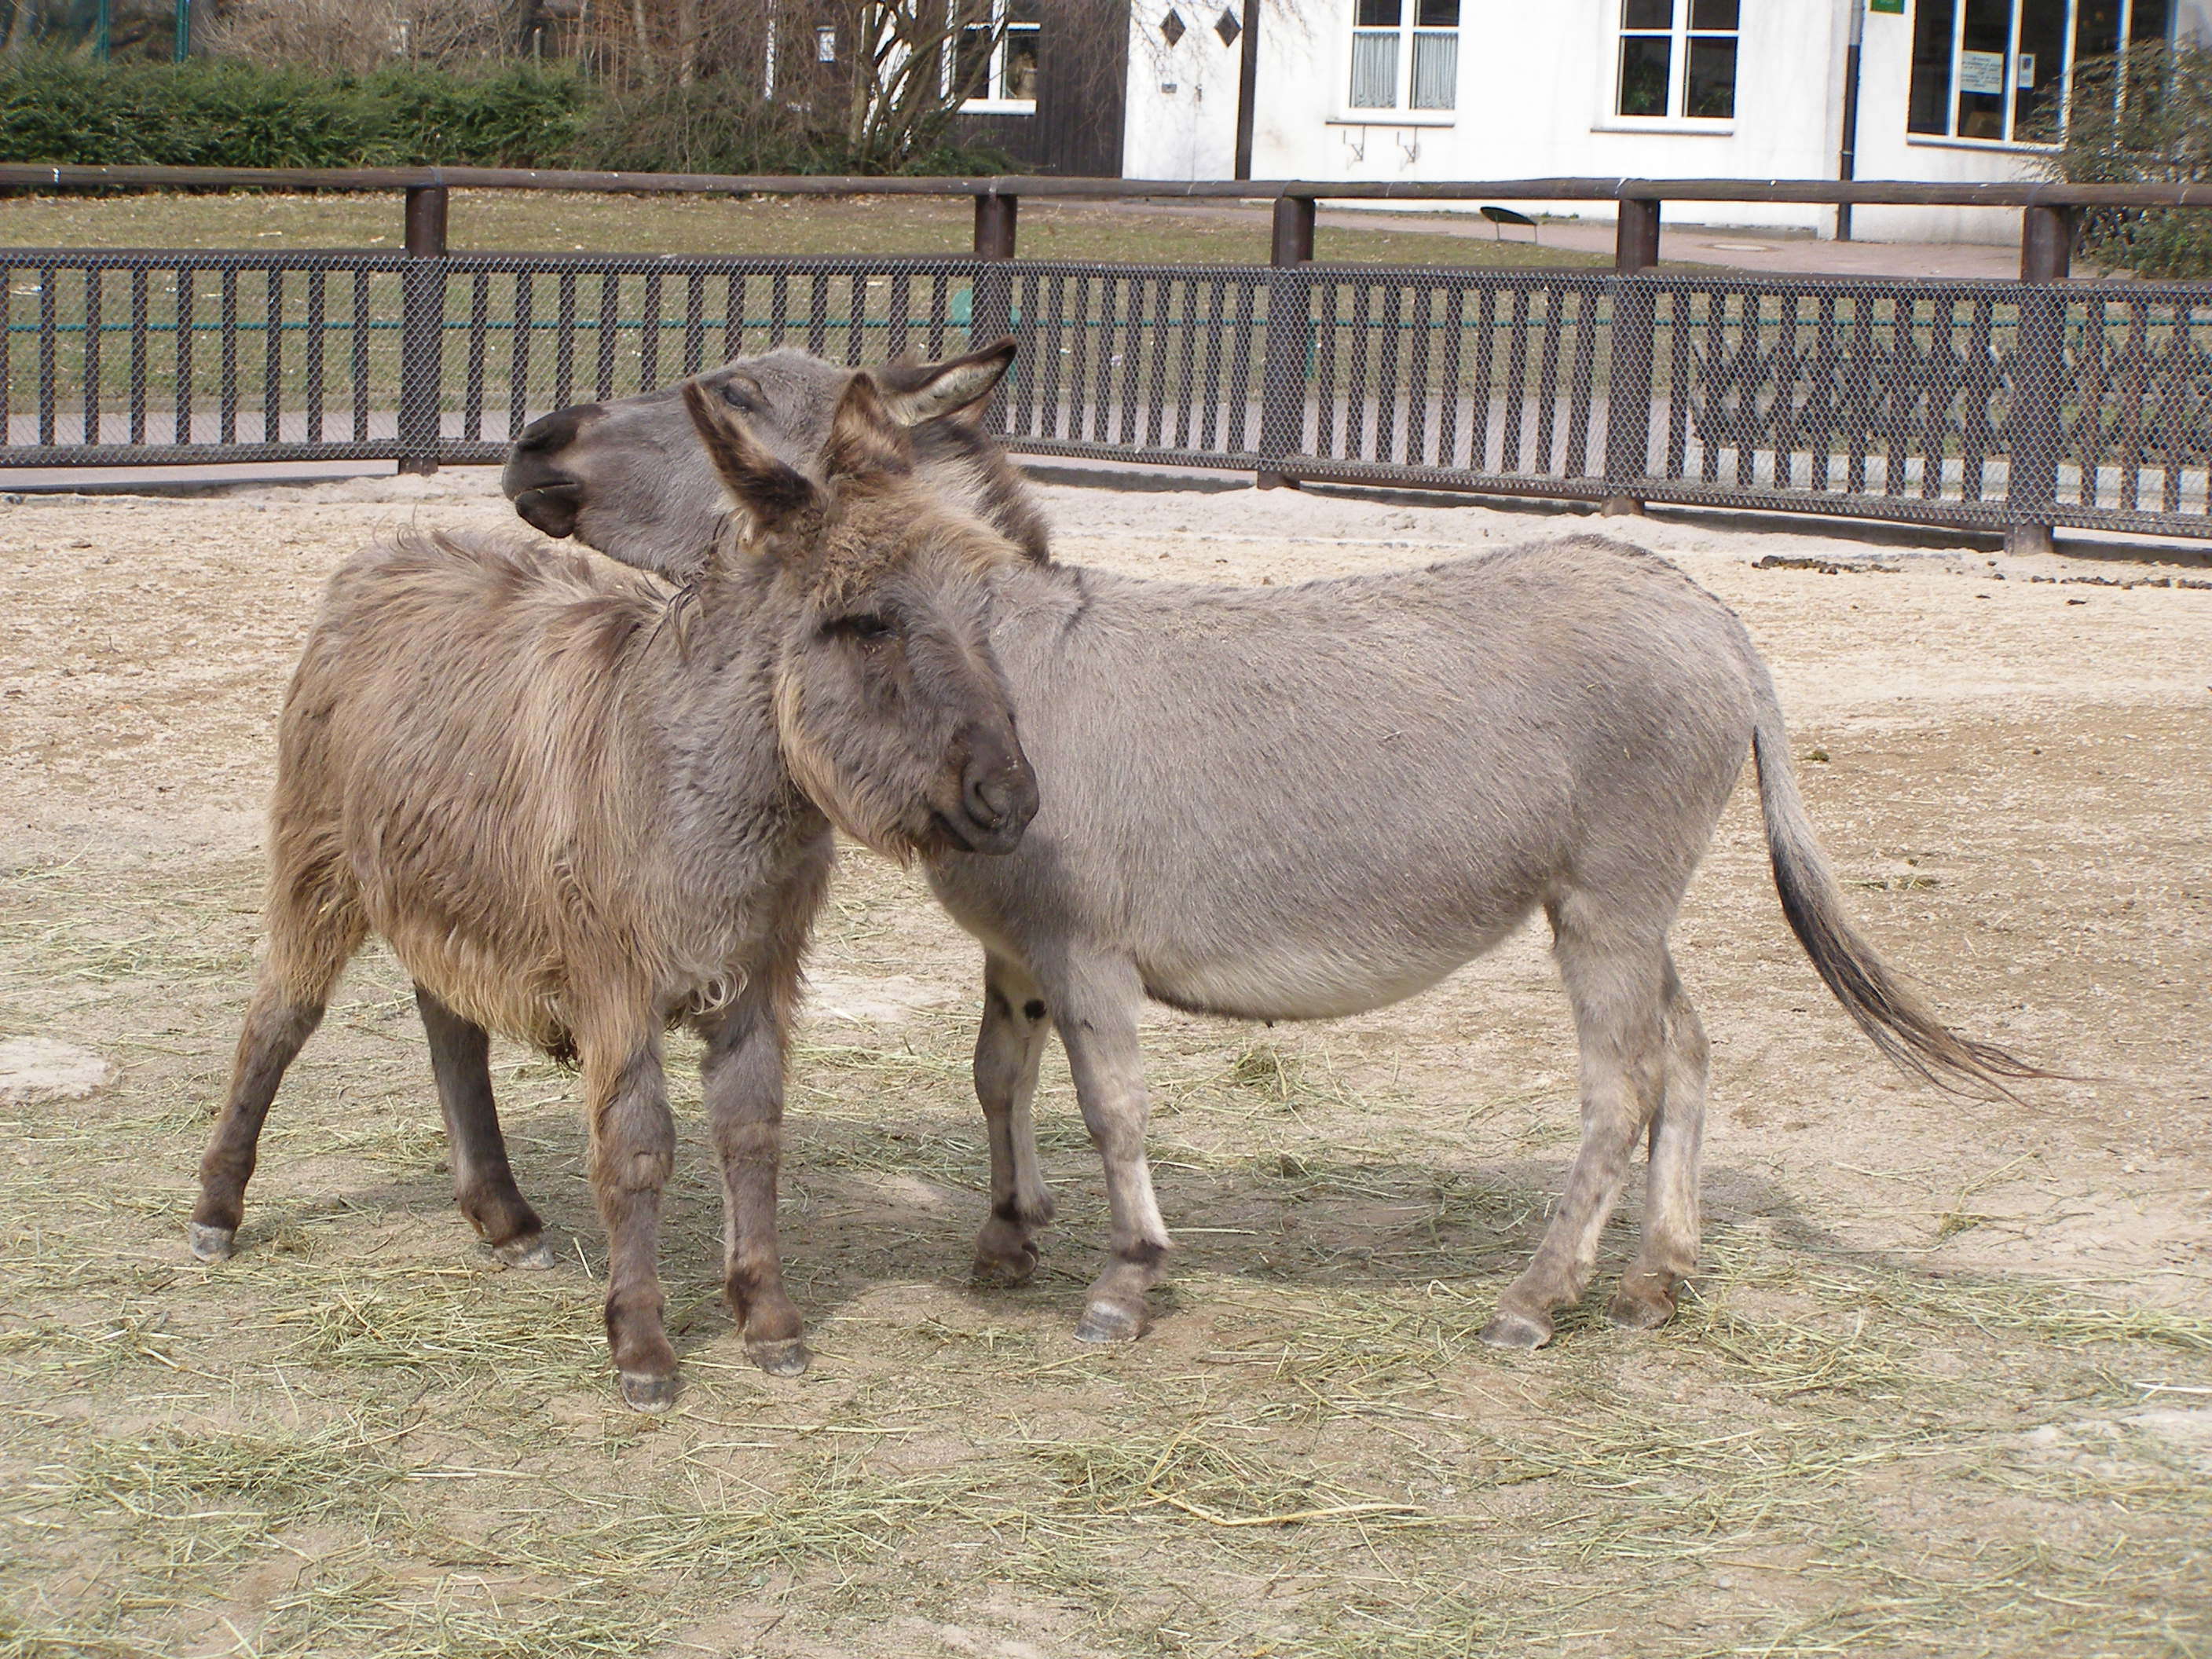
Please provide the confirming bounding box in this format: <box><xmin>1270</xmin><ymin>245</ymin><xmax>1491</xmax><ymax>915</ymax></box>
<box><xmin>397</xmin><ymin>183</ymin><xmax>448</xmax><ymax>476</ymax></box>
<box><xmin>1258</xmin><ymin>195</ymin><xmax>1315</xmax><ymax>489</ymax></box>
<box><xmin>2005</xmin><ymin>203</ymin><xmax>2077</xmax><ymax>556</ymax></box>
<box><xmin>1601</xmin><ymin>194</ymin><xmax>1661</xmax><ymax>516</ymax></box>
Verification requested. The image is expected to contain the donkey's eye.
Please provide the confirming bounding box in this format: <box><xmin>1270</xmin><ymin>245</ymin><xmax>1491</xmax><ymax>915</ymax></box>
<box><xmin>719</xmin><ymin>380</ymin><xmax>763</xmax><ymax>414</ymax></box>
<box><xmin>829</xmin><ymin>613</ymin><xmax>893</xmax><ymax>642</ymax></box>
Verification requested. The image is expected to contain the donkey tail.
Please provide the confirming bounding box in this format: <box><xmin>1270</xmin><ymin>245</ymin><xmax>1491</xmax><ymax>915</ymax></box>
<box><xmin>1749</xmin><ymin>674</ymin><xmax>2051</xmax><ymax>1098</ymax></box>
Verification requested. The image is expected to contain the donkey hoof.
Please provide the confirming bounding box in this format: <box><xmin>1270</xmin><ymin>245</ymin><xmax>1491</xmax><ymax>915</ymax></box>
<box><xmin>1608</xmin><ymin>1281</ymin><xmax>1679</xmax><ymax>1331</ymax></box>
<box><xmin>1073</xmin><ymin>1301</ymin><xmax>1145</xmax><ymax>1344</ymax></box>
<box><xmin>745</xmin><ymin>1337</ymin><xmax>811</xmax><ymax>1378</ymax></box>
<box><xmin>618</xmin><ymin>1369</ymin><xmax>681</xmax><ymax>1413</ymax></box>
<box><xmin>494</xmin><ymin>1233</ymin><xmax>559</xmax><ymax>1271</ymax></box>
<box><xmin>1479</xmin><ymin>1308</ymin><xmax>1554</xmax><ymax>1351</ymax></box>
<box><xmin>186</xmin><ymin>1222</ymin><xmax>237</xmax><ymax>1263</ymax></box>
<box><xmin>972</xmin><ymin>1244</ymin><xmax>1039</xmax><ymax>1288</ymax></box>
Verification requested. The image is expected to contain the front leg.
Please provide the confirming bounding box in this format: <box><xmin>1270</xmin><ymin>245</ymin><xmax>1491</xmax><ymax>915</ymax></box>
<box><xmin>700</xmin><ymin>986</ymin><xmax>808</xmax><ymax>1377</ymax></box>
<box><xmin>972</xmin><ymin>950</ymin><xmax>1055</xmax><ymax>1287</ymax></box>
<box><xmin>578</xmin><ymin>1016</ymin><xmax>680</xmax><ymax>1412</ymax></box>
<box><xmin>1048</xmin><ymin>954</ymin><xmax>1173</xmax><ymax>1343</ymax></box>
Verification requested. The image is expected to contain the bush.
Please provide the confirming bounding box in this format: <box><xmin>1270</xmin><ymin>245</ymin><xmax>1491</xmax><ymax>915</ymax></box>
<box><xmin>2041</xmin><ymin>41</ymin><xmax>2212</xmax><ymax>279</ymax></box>
<box><xmin>0</xmin><ymin>53</ymin><xmax>591</xmax><ymax>170</ymax></box>
<box><xmin>570</xmin><ymin>74</ymin><xmax>1009</xmax><ymax>178</ymax></box>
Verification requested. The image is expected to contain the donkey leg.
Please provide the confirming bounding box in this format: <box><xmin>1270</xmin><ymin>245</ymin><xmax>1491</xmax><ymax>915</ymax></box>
<box><xmin>701</xmin><ymin>989</ymin><xmax>809</xmax><ymax>1379</ymax></box>
<box><xmin>972</xmin><ymin>951</ymin><xmax>1055</xmax><ymax>1287</ymax></box>
<box><xmin>1050</xmin><ymin>956</ymin><xmax>1173</xmax><ymax>1343</ymax></box>
<box><xmin>581</xmin><ymin>1024</ymin><xmax>680</xmax><ymax>1412</ymax></box>
<box><xmin>1483</xmin><ymin>904</ymin><xmax>1669</xmax><ymax>1350</ymax></box>
<box><xmin>415</xmin><ymin>985</ymin><xmax>553</xmax><ymax>1269</ymax></box>
<box><xmin>190</xmin><ymin>878</ymin><xmax>364</xmax><ymax>1261</ymax></box>
<box><xmin>1611</xmin><ymin>963</ymin><xmax>1709</xmax><ymax>1331</ymax></box>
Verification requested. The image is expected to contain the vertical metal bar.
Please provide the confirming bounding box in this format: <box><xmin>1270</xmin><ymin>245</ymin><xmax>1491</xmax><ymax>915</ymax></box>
<box><xmin>1258</xmin><ymin>197</ymin><xmax>1315</xmax><ymax>485</ymax></box>
<box><xmin>350</xmin><ymin>269</ymin><xmax>368</xmax><ymax>443</ymax></box>
<box><xmin>683</xmin><ymin>273</ymin><xmax>707</xmax><ymax>375</ymax></box>
<box><xmin>888</xmin><ymin>273</ymin><xmax>912</xmax><ymax>361</ymax></box>
<box><xmin>1808</xmin><ymin>291</ymin><xmax>1837</xmax><ymax>493</ymax></box>
<box><xmin>1197</xmin><ymin>275</ymin><xmax>1227</xmax><ymax>452</ymax></box>
<box><xmin>218</xmin><ymin>266</ymin><xmax>238</xmax><ymax>446</ymax></box>
<box><xmin>926</xmin><ymin>272</ymin><xmax>948</xmax><ymax>358</ymax></box>
<box><xmin>1227</xmin><ymin>274</ymin><xmax>1258</xmax><ymax>455</ymax></box>
<box><xmin>1435</xmin><ymin>283</ymin><xmax>1466</xmax><ymax>471</ymax></box>
<box><xmin>0</xmin><ymin>263</ymin><xmax>12</xmax><ymax>453</ymax></box>
<box><xmin>1404</xmin><ymin>283</ymin><xmax>1433</xmax><ymax>467</ymax></box>
<box><xmin>594</xmin><ymin>271</ymin><xmax>620</xmax><ymax>398</ymax></box>
<box><xmin>846</xmin><ymin>273</ymin><xmax>868</xmax><ymax>366</ymax></box>
<box><xmin>399</xmin><ymin>185</ymin><xmax>449</xmax><ymax>473</ymax></box>
<box><xmin>509</xmin><ymin>270</ymin><xmax>533</xmax><ymax>444</ymax></box>
<box><xmin>1533</xmin><ymin>284</ymin><xmax>1566</xmax><ymax>476</ymax></box>
<box><xmin>1372</xmin><ymin>284</ymin><xmax>1401</xmax><ymax>463</ymax></box>
<box><xmin>1700</xmin><ymin>288</ymin><xmax>1727</xmax><ymax>485</ymax></box>
<box><xmin>1469</xmin><ymin>284</ymin><xmax>1498</xmax><ymax>471</ymax></box>
<box><xmin>2117</xmin><ymin>301</ymin><xmax>2149</xmax><ymax>513</ymax></box>
<box><xmin>1174</xmin><ymin>276</ymin><xmax>1203</xmax><ymax>451</ymax></box>
<box><xmin>806</xmin><ymin>271</ymin><xmax>830</xmax><ymax>356</ymax></box>
<box><xmin>1346</xmin><ymin>282</ymin><xmax>1374</xmax><ymax>460</ymax></box>
<box><xmin>1665</xmin><ymin>287</ymin><xmax>1691</xmax><ymax>479</ymax></box>
<box><xmin>128</xmin><ymin>267</ymin><xmax>149</xmax><ymax>445</ymax></box>
<box><xmin>1117</xmin><ymin>277</ymin><xmax>1145</xmax><ymax>447</ymax></box>
<box><xmin>1313</xmin><ymin>277</ymin><xmax>1341</xmax><ymax>460</ymax></box>
<box><xmin>1496</xmin><ymin>285</ymin><xmax>1529</xmax><ymax>474</ymax></box>
<box><xmin>723</xmin><ymin>272</ymin><xmax>744</xmax><ymax>361</ymax></box>
<box><xmin>553</xmin><ymin>272</ymin><xmax>578</xmax><ymax>405</ymax></box>
<box><xmin>1737</xmin><ymin>291</ymin><xmax>1763</xmax><ymax>491</ymax></box>
<box><xmin>1917</xmin><ymin>297</ymin><xmax>1950</xmax><ymax>500</ymax></box>
<box><xmin>1844</xmin><ymin>291</ymin><xmax>1872</xmax><ymax>496</ymax></box>
<box><xmin>175</xmin><ymin>266</ymin><xmax>197</xmax><ymax>448</ymax></box>
<box><xmin>1960</xmin><ymin>293</ymin><xmax>1994</xmax><ymax>501</ymax></box>
<box><xmin>1565</xmin><ymin>282</ymin><xmax>1599</xmax><ymax>479</ymax></box>
<box><xmin>37</xmin><ymin>265</ymin><xmax>57</xmax><ymax>448</ymax></box>
<box><xmin>1038</xmin><ymin>271</ymin><xmax>1067</xmax><ymax>441</ymax></box>
<box><xmin>1880</xmin><ymin>295</ymin><xmax>1909</xmax><ymax>496</ymax></box>
<box><xmin>463</xmin><ymin>268</ymin><xmax>490</xmax><ymax>440</ymax></box>
<box><xmin>639</xmin><ymin>270</ymin><xmax>664</xmax><ymax>387</ymax></box>
<box><xmin>82</xmin><ymin>266</ymin><xmax>103</xmax><ymax>448</ymax></box>
<box><xmin>261</xmin><ymin>267</ymin><xmax>282</xmax><ymax>445</ymax></box>
<box><xmin>302</xmin><ymin>268</ymin><xmax>325</xmax><ymax>445</ymax></box>
<box><xmin>769</xmin><ymin>273</ymin><xmax>790</xmax><ymax>348</ymax></box>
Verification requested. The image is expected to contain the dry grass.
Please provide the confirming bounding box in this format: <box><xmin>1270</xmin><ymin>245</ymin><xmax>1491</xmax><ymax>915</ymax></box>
<box><xmin>2</xmin><ymin>795</ymin><xmax>2208</xmax><ymax>1656</ymax></box>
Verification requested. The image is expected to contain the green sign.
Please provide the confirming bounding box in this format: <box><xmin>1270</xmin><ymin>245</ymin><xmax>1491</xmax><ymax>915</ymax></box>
<box><xmin>1870</xmin><ymin>0</ymin><xmax>1905</xmax><ymax>13</ymax></box>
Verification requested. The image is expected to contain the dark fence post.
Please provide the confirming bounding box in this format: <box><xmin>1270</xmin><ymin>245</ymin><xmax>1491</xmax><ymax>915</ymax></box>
<box><xmin>1258</xmin><ymin>195</ymin><xmax>1316</xmax><ymax>489</ymax></box>
<box><xmin>970</xmin><ymin>190</ymin><xmax>1017</xmax><ymax>434</ymax></box>
<box><xmin>1602</xmin><ymin>195</ymin><xmax>1661</xmax><ymax>515</ymax></box>
<box><xmin>398</xmin><ymin>182</ymin><xmax>448</xmax><ymax>476</ymax></box>
<box><xmin>2005</xmin><ymin>204</ymin><xmax>2077</xmax><ymax>556</ymax></box>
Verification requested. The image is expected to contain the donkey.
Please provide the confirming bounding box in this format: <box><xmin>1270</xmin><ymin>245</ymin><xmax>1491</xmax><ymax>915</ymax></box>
<box><xmin>504</xmin><ymin>338</ymin><xmax>1048</xmax><ymax>585</ymax></box>
<box><xmin>190</xmin><ymin>373</ymin><xmax>1038</xmax><ymax>1411</ymax></box>
<box><xmin>503</xmin><ymin>351</ymin><xmax>2046</xmax><ymax>1355</ymax></box>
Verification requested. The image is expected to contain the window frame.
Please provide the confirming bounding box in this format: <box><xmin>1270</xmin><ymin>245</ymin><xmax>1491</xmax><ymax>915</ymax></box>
<box><xmin>1613</xmin><ymin>0</ymin><xmax>1741</xmax><ymax>124</ymax></box>
<box><xmin>949</xmin><ymin>0</ymin><xmax>1040</xmax><ymax>116</ymax></box>
<box><xmin>1344</xmin><ymin>0</ymin><xmax>1463</xmax><ymax>118</ymax></box>
<box><xmin>1906</xmin><ymin>0</ymin><xmax>2176</xmax><ymax>151</ymax></box>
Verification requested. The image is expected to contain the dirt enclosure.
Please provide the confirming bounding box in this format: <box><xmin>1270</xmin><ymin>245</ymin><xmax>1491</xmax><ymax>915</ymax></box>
<box><xmin>0</xmin><ymin>467</ymin><xmax>2207</xmax><ymax>1658</ymax></box>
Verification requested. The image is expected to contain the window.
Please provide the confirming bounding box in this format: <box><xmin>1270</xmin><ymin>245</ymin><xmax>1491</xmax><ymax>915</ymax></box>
<box><xmin>954</xmin><ymin>0</ymin><xmax>1041</xmax><ymax>111</ymax></box>
<box><xmin>1348</xmin><ymin>0</ymin><xmax>1460</xmax><ymax>113</ymax></box>
<box><xmin>1617</xmin><ymin>0</ymin><xmax>1739</xmax><ymax>120</ymax></box>
<box><xmin>1908</xmin><ymin>0</ymin><xmax>2172</xmax><ymax>145</ymax></box>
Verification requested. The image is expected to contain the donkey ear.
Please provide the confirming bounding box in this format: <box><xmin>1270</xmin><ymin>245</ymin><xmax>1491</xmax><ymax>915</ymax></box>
<box><xmin>680</xmin><ymin>379</ymin><xmax>818</xmax><ymax>532</ymax></box>
<box><xmin>877</xmin><ymin>337</ymin><xmax>1016</xmax><ymax>426</ymax></box>
<box><xmin>824</xmin><ymin>372</ymin><xmax>915</xmax><ymax>480</ymax></box>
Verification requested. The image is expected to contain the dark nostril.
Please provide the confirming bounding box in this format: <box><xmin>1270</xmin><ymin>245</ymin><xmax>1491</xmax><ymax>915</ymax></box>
<box><xmin>515</xmin><ymin>404</ymin><xmax>593</xmax><ymax>453</ymax></box>
<box><xmin>965</xmin><ymin>771</ymin><xmax>1012</xmax><ymax>827</ymax></box>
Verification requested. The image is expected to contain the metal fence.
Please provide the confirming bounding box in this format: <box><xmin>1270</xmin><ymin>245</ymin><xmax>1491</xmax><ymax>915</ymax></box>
<box><xmin>7</xmin><ymin>169</ymin><xmax>2212</xmax><ymax>544</ymax></box>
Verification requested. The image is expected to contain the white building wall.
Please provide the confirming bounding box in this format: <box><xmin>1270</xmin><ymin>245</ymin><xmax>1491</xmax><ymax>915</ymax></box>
<box><xmin>1140</xmin><ymin>0</ymin><xmax>2162</xmax><ymax>245</ymax></box>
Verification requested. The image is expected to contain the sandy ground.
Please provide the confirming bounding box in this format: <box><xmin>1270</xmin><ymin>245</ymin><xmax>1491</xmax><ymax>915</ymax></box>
<box><xmin>1</xmin><ymin>471</ymin><xmax>2208</xmax><ymax>1657</ymax></box>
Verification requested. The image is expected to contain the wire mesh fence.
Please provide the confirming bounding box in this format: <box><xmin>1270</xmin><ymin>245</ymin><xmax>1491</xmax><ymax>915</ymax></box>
<box><xmin>7</xmin><ymin>245</ymin><xmax>2211</xmax><ymax>540</ymax></box>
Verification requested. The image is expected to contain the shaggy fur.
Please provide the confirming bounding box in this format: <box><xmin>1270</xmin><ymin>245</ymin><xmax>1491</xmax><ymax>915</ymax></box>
<box><xmin>509</xmin><ymin>351</ymin><xmax>2049</xmax><ymax>1354</ymax></box>
<box><xmin>191</xmin><ymin>376</ymin><xmax>1038</xmax><ymax>1411</ymax></box>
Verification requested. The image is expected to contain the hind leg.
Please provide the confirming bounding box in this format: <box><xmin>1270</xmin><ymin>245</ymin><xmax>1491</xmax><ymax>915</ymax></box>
<box><xmin>415</xmin><ymin>986</ymin><xmax>554</xmax><ymax>1269</ymax></box>
<box><xmin>1611</xmin><ymin>963</ymin><xmax>1708</xmax><ymax>1331</ymax></box>
<box><xmin>972</xmin><ymin>951</ymin><xmax>1055</xmax><ymax>1287</ymax></box>
<box><xmin>189</xmin><ymin>877</ymin><xmax>364</xmax><ymax>1261</ymax></box>
<box><xmin>1483</xmin><ymin>899</ymin><xmax>1669</xmax><ymax>1350</ymax></box>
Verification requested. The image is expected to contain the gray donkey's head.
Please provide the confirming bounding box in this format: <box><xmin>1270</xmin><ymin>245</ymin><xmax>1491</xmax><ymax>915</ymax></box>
<box><xmin>681</xmin><ymin>372</ymin><xmax>1040</xmax><ymax>859</ymax></box>
<box><xmin>507</xmin><ymin>339</ymin><xmax>1049</xmax><ymax>583</ymax></box>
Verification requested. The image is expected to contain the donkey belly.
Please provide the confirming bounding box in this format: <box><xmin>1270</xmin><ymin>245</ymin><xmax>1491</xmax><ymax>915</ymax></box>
<box><xmin>1134</xmin><ymin>916</ymin><xmax>1531</xmax><ymax>1023</ymax></box>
